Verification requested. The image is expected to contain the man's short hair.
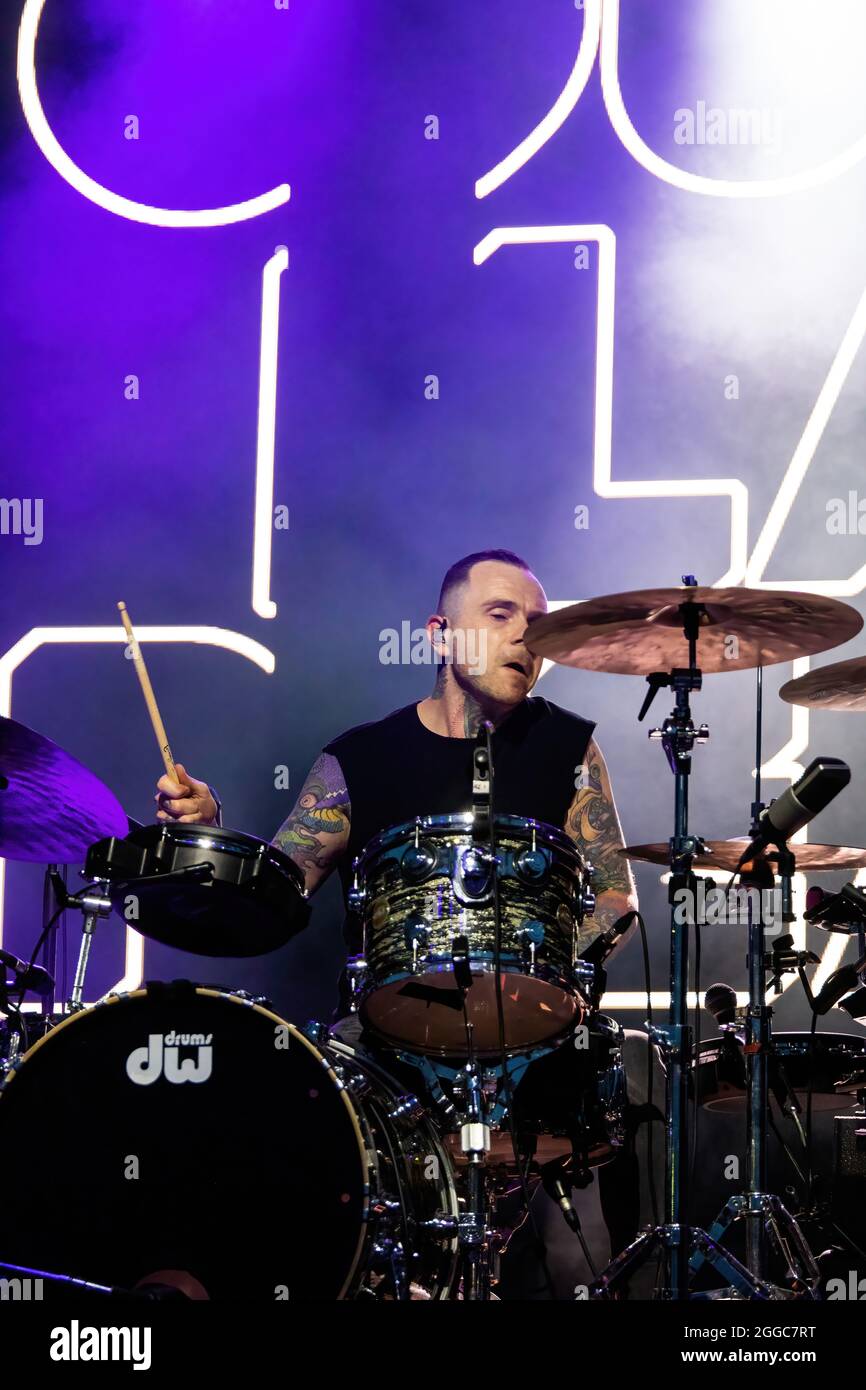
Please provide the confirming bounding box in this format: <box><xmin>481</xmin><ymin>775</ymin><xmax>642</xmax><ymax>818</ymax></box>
<box><xmin>437</xmin><ymin>549</ymin><xmax>532</xmax><ymax>614</ymax></box>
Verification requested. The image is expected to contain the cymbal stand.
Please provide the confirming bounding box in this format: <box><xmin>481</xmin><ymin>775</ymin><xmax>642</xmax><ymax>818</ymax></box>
<box><xmin>591</xmin><ymin>590</ymin><xmax>774</xmax><ymax>1300</ymax></box>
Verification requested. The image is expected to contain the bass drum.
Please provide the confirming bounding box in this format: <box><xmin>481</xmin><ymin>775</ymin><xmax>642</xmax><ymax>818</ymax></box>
<box><xmin>0</xmin><ymin>983</ymin><xmax>459</xmax><ymax>1301</ymax></box>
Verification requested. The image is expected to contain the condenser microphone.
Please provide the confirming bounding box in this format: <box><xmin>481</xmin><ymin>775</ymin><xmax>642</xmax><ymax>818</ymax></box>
<box><xmin>751</xmin><ymin>757</ymin><xmax>850</xmax><ymax>849</ymax></box>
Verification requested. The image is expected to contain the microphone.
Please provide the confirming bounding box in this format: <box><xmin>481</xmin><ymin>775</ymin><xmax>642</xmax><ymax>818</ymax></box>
<box><xmin>580</xmin><ymin>911</ymin><xmax>636</xmax><ymax>968</ymax></box>
<box><xmin>811</xmin><ymin>951</ymin><xmax>866</xmax><ymax>1016</ymax></box>
<box><xmin>751</xmin><ymin>757</ymin><xmax>850</xmax><ymax>849</ymax></box>
<box><xmin>540</xmin><ymin>1158</ymin><xmax>584</xmax><ymax>1230</ymax></box>
<box><xmin>704</xmin><ymin>981</ymin><xmax>738</xmax><ymax>1028</ymax></box>
<box><xmin>0</xmin><ymin>948</ymin><xmax>54</xmax><ymax>996</ymax></box>
<box><xmin>471</xmin><ymin>719</ymin><xmax>494</xmax><ymax>841</ymax></box>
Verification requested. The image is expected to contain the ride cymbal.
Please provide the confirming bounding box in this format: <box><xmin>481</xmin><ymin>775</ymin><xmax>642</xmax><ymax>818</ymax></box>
<box><xmin>524</xmin><ymin>587</ymin><xmax>863</xmax><ymax>675</ymax></box>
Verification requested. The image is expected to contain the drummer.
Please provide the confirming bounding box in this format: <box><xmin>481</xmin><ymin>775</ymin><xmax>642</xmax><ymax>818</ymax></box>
<box><xmin>155</xmin><ymin>550</ymin><xmax>637</xmax><ymax>975</ymax></box>
<box><xmin>154</xmin><ymin>550</ymin><xmax>659</xmax><ymax>1296</ymax></box>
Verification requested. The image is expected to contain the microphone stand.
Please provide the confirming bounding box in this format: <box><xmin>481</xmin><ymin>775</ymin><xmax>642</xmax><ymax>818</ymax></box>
<box><xmin>689</xmin><ymin>666</ymin><xmax>821</xmax><ymax>1294</ymax></box>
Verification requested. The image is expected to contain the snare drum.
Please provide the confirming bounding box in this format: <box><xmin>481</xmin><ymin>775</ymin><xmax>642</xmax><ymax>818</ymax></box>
<box><xmin>0</xmin><ymin>984</ymin><xmax>459</xmax><ymax>1300</ymax></box>
<box><xmin>85</xmin><ymin>822</ymin><xmax>310</xmax><ymax>957</ymax></box>
<box><xmin>347</xmin><ymin>813</ymin><xmax>596</xmax><ymax>1055</ymax></box>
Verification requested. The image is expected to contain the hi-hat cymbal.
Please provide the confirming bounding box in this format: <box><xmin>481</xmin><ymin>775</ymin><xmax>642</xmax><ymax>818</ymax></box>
<box><xmin>780</xmin><ymin>656</ymin><xmax>866</xmax><ymax>712</ymax></box>
<box><xmin>524</xmin><ymin>587</ymin><xmax>863</xmax><ymax>675</ymax></box>
<box><xmin>0</xmin><ymin>716</ymin><xmax>129</xmax><ymax>863</ymax></box>
<box><xmin>620</xmin><ymin>839</ymin><xmax>866</xmax><ymax>874</ymax></box>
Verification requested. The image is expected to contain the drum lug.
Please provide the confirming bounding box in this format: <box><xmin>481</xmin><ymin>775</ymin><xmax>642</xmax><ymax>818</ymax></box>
<box><xmin>579</xmin><ymin>865</ymin><xmax>597</xmax><ymax>918</ymax></box>
<box><xmin>516</xmin><ymin>920</ymin><xmax>545</xmax><ymax>973</ymax></box>
<box><xmin>400</xmin><ymin>842</ymin><xmax>438</xmax><ymax>883</ymax></box>
<box><xmin>388</xmin><ymin>1093</ymin><xmax>426</xmax><ymax>1124</ymax></box>
<box><xmin>514</xmin><ymin>846</ymin><xmax>550</xmax><ymax>883</ymax></box>
<box><xmin>421</xmin><ymin>1214</ymin><xmax>459</xmax><ymax>1235</ymax></box>
<box><xmin>369</xmin><ymin>1235</ymin><xmax>409</xmax><ymax>1300</ymax></box>
<box><xmin>572</xmin><ymin>959</ymin><xmax>596</xmax><ymax>992</ymax></box>
<box><xmin>345</xmin><ymin>955</ymin><xmax>368</xmax><ymax>1011</ymax></box>
<box><xmin>403</xmin><ymin>916</ymin><xmax>431</xmax><ymax>970</ymax></box>
<box><xmin>301</xmin><ymin>1019</ymin><xmax>331</xmax><ymax>1049</ymax></box>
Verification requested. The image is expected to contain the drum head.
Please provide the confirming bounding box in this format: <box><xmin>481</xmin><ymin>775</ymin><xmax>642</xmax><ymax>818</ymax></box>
<box><xmin>0</xmin><ymin>986</ymin><xmax>367</xmax><ymax>1300</ymax></box>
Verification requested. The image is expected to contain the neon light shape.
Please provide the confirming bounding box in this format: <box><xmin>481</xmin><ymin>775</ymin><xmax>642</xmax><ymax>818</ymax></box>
<box><xmin>473</xmin><ymin>0</ymin><xmax>866</xmax><ymax>201</ymax></box>
<box><xmin>17</xmin><ymin>0</ymin><xmax>291</xmax><ymax>227</ymax></box>
<box><xmin>252</xmin><ymin>247</ymin><xmax>288</xmax><ymax>618</ymax></box>
<box><xmin>599</xmin><ymin>0</ymin><xmax>866</xmax><ymax>200</ymax></box>
<box><xmin>474</xmin><ymin>225</ymin><xmax>749</xmax><ymax>585</ymax></box>
<box><xmin>746</xmin><ymin>276</ymin><xmax>866</xmax><ymax>591</ymax></box>
<box><xmin>475</xmin><ymin>0</ymin><xmax>601</xmax><ymax>199</ymax></box>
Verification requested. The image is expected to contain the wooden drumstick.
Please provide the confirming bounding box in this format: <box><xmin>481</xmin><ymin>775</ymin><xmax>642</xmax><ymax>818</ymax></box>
<box><xmin>117</xmin><ymin>601</ymin><xmax>183</xmax><ymax>786</ymax></box>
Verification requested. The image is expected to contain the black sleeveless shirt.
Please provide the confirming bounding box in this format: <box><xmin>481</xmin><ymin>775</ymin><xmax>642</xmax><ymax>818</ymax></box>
<box><xmin>323</xmin><ymin>698</ymin><xmax>595</xmax><ymax>1014</ymax></box>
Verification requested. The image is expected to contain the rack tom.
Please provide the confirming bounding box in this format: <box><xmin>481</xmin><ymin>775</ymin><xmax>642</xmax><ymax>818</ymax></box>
<box><xmin>347</xmin><ymin>813</ymin><xmax>596</xmax><ymax>1055</ymax></box>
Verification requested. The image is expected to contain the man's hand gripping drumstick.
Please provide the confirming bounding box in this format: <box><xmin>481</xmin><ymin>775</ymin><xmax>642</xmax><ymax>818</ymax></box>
<box><xmin>117</xmin><ymin>601</ymin><xmax>218</xmax><ymax>827</ymax></box>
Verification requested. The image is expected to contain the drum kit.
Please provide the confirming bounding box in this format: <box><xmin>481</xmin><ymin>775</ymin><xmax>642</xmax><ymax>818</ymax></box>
<box><xmin>2</xmin><ymin>581</ymin><xmax>866</xmax><ymax>1301</ymax></box>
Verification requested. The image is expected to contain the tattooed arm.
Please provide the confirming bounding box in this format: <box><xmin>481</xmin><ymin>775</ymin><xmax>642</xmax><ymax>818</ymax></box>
<box><xmin>271</xmin><ymin>751</ymin><xmax>351</xmax><ymax>895</ymax></box>
<box><xmin>563</xmin><ymin>737</ymin><xmax>638</xmax><ymax>953</ymax></box>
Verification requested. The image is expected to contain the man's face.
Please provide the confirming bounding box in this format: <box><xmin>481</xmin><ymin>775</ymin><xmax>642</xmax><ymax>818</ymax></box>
<box><xmin>440</xmin><ymin>559</ymin><xmax>547</xmax><ymax>707</ymax></box>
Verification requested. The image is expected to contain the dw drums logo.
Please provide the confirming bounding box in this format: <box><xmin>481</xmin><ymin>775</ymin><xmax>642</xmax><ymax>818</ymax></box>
<box><xmin>125</xmin><ymin>1031</ymin><xmax>214</xmax><ymax>1086</ymax></box>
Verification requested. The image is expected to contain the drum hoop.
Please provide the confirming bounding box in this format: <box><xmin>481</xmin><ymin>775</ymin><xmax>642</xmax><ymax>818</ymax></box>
<box><xmin>124</xmin><ymin>822</ymin><xmax>305</xmax><ymax>887</ymax></box>
<box><xmin>0</xmin><ymin>987</ymin><xmax>369</xmax><ymax>1301</ymax></box>
<box><xmin>355</xmin><ymin>812</ymin><xmax>586</xmax><ymax>871</ymax></box>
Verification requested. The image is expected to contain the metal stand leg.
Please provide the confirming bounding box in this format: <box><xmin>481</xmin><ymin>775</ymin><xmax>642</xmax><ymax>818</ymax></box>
<box><xmin>690</xmin><ymin>853</ymin><xmax>821</xmax><ymax>1296</ymax></box>
<box><xmin>589</xmin><ymin>587</ymin><xmax>811</xmax><ymax>1301</ymax></box>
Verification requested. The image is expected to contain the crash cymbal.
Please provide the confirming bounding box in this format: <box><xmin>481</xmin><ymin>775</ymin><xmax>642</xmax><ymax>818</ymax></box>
<box><xmin>524</xmin><ymin>587</ymin><xmax>863</xmax><ymax>675</ymax></box>
<box><xmin>780</xmin><ymin>656</ymin><xmax>866</xmax><ymax>712</ymax></box>
<box><xmin>620</xmin><ymin>839</ymin><xmax>866</xmax><ymax>874</ymax></box>
<box><xmin>0</xmin><ymin>716</ymin><xmax>128</xmax><ymax>863</ymax></box>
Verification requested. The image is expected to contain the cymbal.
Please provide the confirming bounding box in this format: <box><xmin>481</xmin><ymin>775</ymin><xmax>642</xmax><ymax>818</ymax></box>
<box><xmin>620</xmin><ymin>839</ymin><xmax>866</xmax><ymax>874</ymax></box>
<box><xmin>524</xmin><ymin>587</ymin><xmax>863</xmax><ymax>675</ymax></box>
<box><xmin>0</xmin><ymin>715</ymin><xmax>129</xmax><ymax>863</ymax></box>
<box><xmin>780</xmin><ymin>656</ymin><xmax>866</xmax><ymax>712</ymax></box>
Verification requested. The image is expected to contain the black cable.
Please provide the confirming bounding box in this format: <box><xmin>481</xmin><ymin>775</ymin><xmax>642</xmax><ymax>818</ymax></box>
<box><xmin>10</xmin><ymin>902</ymin><xmax>65</xmax><ymax>1020</ymax></box>
<box><xmin>484</xmin><ymin>723</ymin><xmax>560</xmax><ymax>1295</ymax></box>
<box><xmin>634</xmin><ymin>911</ymin><xmax>659</xmax><ymax>1227</ymax></box>
<box><xmin>806</xmin><ymin>1008</ymin><xmax>818</xmax><ymax>1207</ymax></box>
<box><xmin>690</xmin><ymin>921</ymin><xmax>701</xmax><ymax>1204</ymax></box>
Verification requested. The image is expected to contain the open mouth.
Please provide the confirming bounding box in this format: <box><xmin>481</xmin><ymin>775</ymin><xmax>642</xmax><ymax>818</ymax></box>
<box><xmin>503</xmin><ymin>660</ymin><xmax>528</xmax><ymax>676</ymax></box>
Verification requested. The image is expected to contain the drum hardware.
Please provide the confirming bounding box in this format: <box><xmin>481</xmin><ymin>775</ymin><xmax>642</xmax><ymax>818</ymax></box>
<box><xmin>27</xmin><ymin>870</ymin><xmax>114</xmax><ymax>1013</ymax></box>
<box><xmin>526</xmin><ymin>579</ymin><xmax>865</xmax><ymax>1300</ymax></box>
<box><xmin>344</xmin><ymin>954</ymin><xmax>368</xmax><ymax>1012</ymax></box>
<box><xmin>805</xmin><ymin>882</ymin><xmax>866</xmax><ymax>964</ymax></box>
<box><xmin>589</xmin><ymin>586</ymin><xmax>750</xmax><ymax>1299</ymax></box>
<box><xmin>686</xmin><ymin>734</ymin><xmax>850</xmax><ymax>1289</ymax></box>
<box><xmin>685</xmin><ymin>794</ymin><xmax>842</xmax><ymax>1287</ymax></box>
